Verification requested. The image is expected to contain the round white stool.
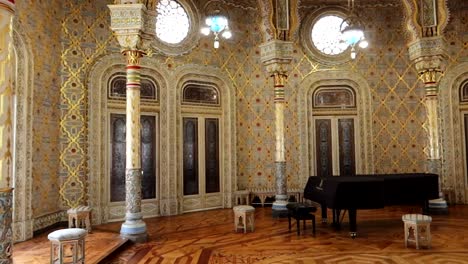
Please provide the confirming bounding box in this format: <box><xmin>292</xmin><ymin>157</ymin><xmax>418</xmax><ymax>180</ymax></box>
<box><xmin>402</xmin><ymin>214</ymin><xmax>432</xmax><ymax>249</ymax></box>
<box><xmin>48</xmin><ymin>228</ymin><xmax>87</xmax><ymax>264</ymax></box>
<box><xmin>233</xmin><ymin>205</ymin><xmax>255</xmax><ymax>233</ymax></box>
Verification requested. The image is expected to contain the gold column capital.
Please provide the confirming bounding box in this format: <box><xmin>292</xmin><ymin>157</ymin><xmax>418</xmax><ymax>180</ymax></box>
<box><xmin>122</xmin><ymin>49</ymin><xmax>145</xmax><ymax>66</ymax></box>
<box><xmin>272</xmin><ymin>72</ymin><xmax>287</xmax><ymax>87</ymax></box>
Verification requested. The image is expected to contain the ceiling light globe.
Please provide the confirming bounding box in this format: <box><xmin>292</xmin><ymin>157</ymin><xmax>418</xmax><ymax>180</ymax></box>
<box><xmin>201</xmin><ymin>27</ymin><xmax>211</xmax><ymax>36</ymax></box>
<box><xmin>359</xmin><ymin>39</ymin><xmax>369</xmax><ymax>49</ymax></box>
<box><xmin>342</xmin><ymin>28</ymin><xmax>364</xmax><ymax>46</ymax></box>
<box><xmin>222</xmin><ymin>30</ymin><xmax>232</xmax><ymax>39</ymax></box>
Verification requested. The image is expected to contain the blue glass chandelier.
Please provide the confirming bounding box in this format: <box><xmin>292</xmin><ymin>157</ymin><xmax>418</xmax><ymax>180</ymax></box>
<box><xmin>201</xmin><ymin>10</ymin><xmax>232</xmax><ymax>49</ymax></box>
<box><xmin>340</xmin><ymin>0</ymin><xmax>368</xmax><ymax>59</ymax></box>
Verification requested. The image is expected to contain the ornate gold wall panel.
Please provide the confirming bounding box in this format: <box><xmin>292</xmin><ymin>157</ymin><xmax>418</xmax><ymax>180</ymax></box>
<box><xmin>14</xmin><ymin>0</ymin><xmax>62</xmax><ymax>220</ymax></box>
<box><xmin>59</xmin><ymin>0</ymin><xmax>117</xmax><ymax>208</ymax></box>
<box><xmin>56</xmin><ymin>0</ymin><xmax>468</xmax><ymax>209</ymax></box>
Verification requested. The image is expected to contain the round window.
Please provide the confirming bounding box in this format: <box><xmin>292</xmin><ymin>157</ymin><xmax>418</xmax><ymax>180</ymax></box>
<box><xmin>311</xmin><ymin>15</ymin><xmax>349</xmax><ymax>56</ymax></box>
<box><xmin>155</xmin><ymin>0</ymin><xmax>190</xmax><ymax>44</ymax></box>
<box><xmin>300</xmin><ymin>8</ymin><xmax>352</xmax><ymax>64</ymax></box>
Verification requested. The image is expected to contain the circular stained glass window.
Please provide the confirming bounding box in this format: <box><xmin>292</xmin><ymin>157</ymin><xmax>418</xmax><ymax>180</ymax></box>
<box><xmin>156</xmin><ymin>0</ymin><xmax>190</xmax><ymax>44</ymax></box>
<box><xmin>311</xmin><ymin>15</ymin><xmax>349</xmax><ymax>55</ymax></box>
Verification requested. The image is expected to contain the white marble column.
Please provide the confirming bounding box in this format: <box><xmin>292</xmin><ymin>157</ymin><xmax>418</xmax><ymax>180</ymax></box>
<box><xmin>108</xmin><ymin>3</ymin><xmax>149</xmax><ymax>242</ymax></box>
<box><xmin>272</xmin><ymin>72</ymin><xmax>288</xmax><ymax>216</ymax></box>
<box><xmin>119</xmin><ymin>49</ymin><xmax>148</xmax><ymax>242</ymax></box>
<box><xmin>260</xmin><ymin>40</ymin><xmax>293</xmax><ymax>217</ymax></box>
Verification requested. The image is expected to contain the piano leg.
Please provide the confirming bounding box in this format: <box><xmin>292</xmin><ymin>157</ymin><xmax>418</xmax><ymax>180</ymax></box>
<box><xmin>349</xmin><ymin>209</ymin><xmax>357</xmax><ymax>238</ymax></box>
<box><xmin>321</xmin><ymin>203</ymin><xmax>327</xmax><ymax>223</ymax></box>
<box><xmin>332</xmin><ymin>209</ymin><xmax>341</xmax><ymax>229</ymax></box>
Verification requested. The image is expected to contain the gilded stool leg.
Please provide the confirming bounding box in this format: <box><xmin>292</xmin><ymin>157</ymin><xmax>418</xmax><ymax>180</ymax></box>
<box><xmin>404</xmin><ymin>223</ymin><xmax>408</xmax><ymax>248</ymax></box>
<box><xmin>415</xmin><ymin>224</ymin><xmax>420</xmax><ymax>249</ymax></box>
<box><xmin>427</xmin><ymin>223</ymin><xmax>431</xmax><ymax>249</ymax></box>
<box><xmin>243</xmin><ymin>212</ymin><xmax>247</xmax><ymax>233</ymax></box>
<box><xmin>250</xmin><ymin>212</ymin><xmax>255</xmax><ymax>232</ymax></box>
<box><xmin>85</xmin><ymin>213</ymin><xmax>91</xmax><ymax>232</ymax></box>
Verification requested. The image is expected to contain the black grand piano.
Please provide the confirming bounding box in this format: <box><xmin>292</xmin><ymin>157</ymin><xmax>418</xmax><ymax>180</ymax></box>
<box><xmin>303</xmin><ymin>173</ymin><xmax>439</xmax><ymax>238</ymax></box>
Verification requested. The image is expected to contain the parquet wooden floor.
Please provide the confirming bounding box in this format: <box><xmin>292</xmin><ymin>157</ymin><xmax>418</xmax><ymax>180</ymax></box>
<box><xmin>13</xmin><ymin>205</ymin><xmax>468</xmax><ymax>263</ymax></box>
<box><xmin>13</xmin><ymin>230</ymin><xmax>128</xmax><ymax>264</ymax></box>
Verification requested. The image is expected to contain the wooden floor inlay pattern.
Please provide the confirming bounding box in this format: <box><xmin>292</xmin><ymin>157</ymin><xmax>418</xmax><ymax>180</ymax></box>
<box><xmin>13</xmin><ymin>205</ymin><xmax>468</xmax><ymax>263</ymax></box>
<box><xmin>13</xmin><ymin>230</ymin><xmax>128</xmax><ymax>264</ymax></box>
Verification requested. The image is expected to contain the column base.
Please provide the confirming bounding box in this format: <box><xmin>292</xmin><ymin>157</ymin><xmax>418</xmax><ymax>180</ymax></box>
<box><xmin>120</xmin><ymin>220</ymin><xmax>148</xmax><ymax>243</ymax></box>
<box><xmin>272</xmin><ymin>200</ymin><xmax>289</xmax><ymax>218</ymax></box>
<box><xmin>427</xmin><ymin>198</ymin><xmax>449</xmax><ymax>215</ymax></box>
<box><xmin>120</xmin><ymin>232</ymin><xmax>148</xmax><ymax>243</ymax></box>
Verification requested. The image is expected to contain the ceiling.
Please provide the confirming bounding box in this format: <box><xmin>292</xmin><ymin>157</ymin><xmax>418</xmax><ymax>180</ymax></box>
<box><xmin>201</xmin><ymin>0</ymin><xmax>401</xmax><ymax>11</ymax></box>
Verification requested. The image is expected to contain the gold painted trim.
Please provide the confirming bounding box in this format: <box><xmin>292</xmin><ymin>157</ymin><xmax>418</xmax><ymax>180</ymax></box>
<box><xmin>0</xmin><ymin>187</ymin><xmax>13</xmax><ymax>193</ymax></box>
<box><xmin>0</xmin><ymin>3</ymin><xmax>14</xmax><ymax>14</ymax></box>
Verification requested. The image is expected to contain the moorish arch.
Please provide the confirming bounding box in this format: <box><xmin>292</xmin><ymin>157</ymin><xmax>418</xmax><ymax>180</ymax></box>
<box><xmin>297</xmin><ymin>70</ymin><xmax>373</xmax><ymax>185</ymax></box>
<box><xmin>87</xmin><ymin>53</ymin><xmax>174</xmax><ymax>224</ymax></box>
<box><xmin>11</xmin><ymin>28</ymin><xmax>35</xmax><ymax>242</ymax></box>
<box><xmin>439</xmin><ymin>62</ymin><xmax>468</xmax><ymax>204</ymax></box>
<box><xmin>173</xmin><ymin>65</ymin><xmax>237</xmax><ymax>211</ymax></box>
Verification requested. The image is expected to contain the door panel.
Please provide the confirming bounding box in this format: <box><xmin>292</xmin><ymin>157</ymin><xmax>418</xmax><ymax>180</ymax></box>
<box><xmin>182</xmin><ymin>116</ymin><xmax>222</xmax><ymax>212</ymax></box>
<box><xmin>338</xmin><ymin>118</ymin><xmax>356</xmax><ymax>176</ymax></box>
<box><xmin>183</xmin><ymin>118</ymin><xmax>199</xmax><ymax>196</ymax></box>
<box><xmin>141</xmin><ymin>116</ymin><xmax>156</xmax><ymax>199</ymax></box>
<box><xmin>110</xmin><ymin>114</ymin><xmax>157</xmax><ymax>202</ymax></box>
<box><xmin>464</xmin><ymin>114</ymin><xmax>468</xmax><ymax>183</ymax></box>
<box><xmin>205</xmin><ymin>118</ymin><xmax>220</xmax><ymax>193</ymax></box>
<box><xmin>314</xmin><ymin>117</ymin><xmax>356</xmax><ymax>177</ymax></box>
<box><xmin>315</xmin><ymin>119</ymin><xmax>333</xmax><ymax>177</ymax></box>
<box><xmin>110</xmin><ymin>114</ymin><xmax>126</xmax><ymax>202</ymax></box>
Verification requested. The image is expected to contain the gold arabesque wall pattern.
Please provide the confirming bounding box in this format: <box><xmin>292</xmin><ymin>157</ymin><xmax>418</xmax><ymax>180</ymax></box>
<box><xmin>54</xmin><ymin>0</ymin><xmax>468</xmax><ymax>209</ymax></box>
<box><xmin>15</xmin><ymin>0</ymin><xmax>62</xmax><ymax>219</ymax></box>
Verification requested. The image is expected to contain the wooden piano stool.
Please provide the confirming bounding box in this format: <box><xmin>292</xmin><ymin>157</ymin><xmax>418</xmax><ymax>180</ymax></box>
<box><xmin>287</xmin><ymin>203</ymin><xmax>317</xmax><ymax>236</ymax></box>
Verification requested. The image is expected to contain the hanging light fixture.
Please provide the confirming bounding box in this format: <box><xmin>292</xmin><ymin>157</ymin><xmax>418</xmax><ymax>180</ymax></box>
<box><xmin>340</xmin><ymin>0</ymin><xmax>368</xmax><ymax>59</ymax></box>
<box><xmin>200</xmin><ymin>9</ymin><xmax>232</xmax><ymax>49</ymax></box>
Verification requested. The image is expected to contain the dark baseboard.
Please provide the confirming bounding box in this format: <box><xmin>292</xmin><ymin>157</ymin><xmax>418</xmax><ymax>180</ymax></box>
<box><xmin>33</xmin><ymin>221</ymin><xmax>68</xmax><ymax>237</ymax></box>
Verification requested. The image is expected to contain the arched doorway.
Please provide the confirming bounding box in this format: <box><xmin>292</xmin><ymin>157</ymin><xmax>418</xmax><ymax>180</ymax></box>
<box><xmin>11</xmin><ymin>29</ymin><xmax>34</xmax><ymax>242</ymax></box>
<box><xmin>298</xmin><ymin>70</ymin><xmax>373</xmax><ymax>183</ymax></box>
<box><xmin>174</xmin><ymin>66</ymin><xmax>236</xmax><ymax>213</ymax></box>
<box><xmin>439</xmin><ymin>62</ymin><xmax>468</xmax><ymax>204</ymax></box>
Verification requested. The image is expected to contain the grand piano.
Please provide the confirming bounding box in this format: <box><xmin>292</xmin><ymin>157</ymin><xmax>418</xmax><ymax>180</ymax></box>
<box><xmin>303</xmin><ymin>173</ymin><xmax>439</xmax><ymax>238</ymax></box>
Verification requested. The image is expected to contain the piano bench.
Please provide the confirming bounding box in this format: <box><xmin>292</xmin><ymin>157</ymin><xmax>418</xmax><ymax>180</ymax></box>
<box><xmin>402</xmin><ymin>214</ymin><xmax>432</xmax><ymax>249</ymax></box>
<box><xmin>287</xmin><ymin>203</ymin><xmax>317</xmax><ymax>236</ymax></box>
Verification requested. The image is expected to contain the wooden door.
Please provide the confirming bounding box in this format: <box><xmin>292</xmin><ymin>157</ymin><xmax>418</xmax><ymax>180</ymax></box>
<box><xmin>314</xmin><ymin>117</ymin><xmax>356</xmax><ymax>177</ymax></box>
<box><xmin>315</xmin><ymin>119</ymin><xmax>333</xmax><ymax>177</ymax></box>
<box><xmin>182</xmin><ymin>117</ymin><xmax>222</xmax><ymax>212</ymax></box>
<box><xmin>110</xmin><ymin>114</ymin><xmax>157</xmax><ymax>202</ymax></box>
<box><xmin>338</xmin><ymin>118</ymin><xmax>355</xmax><ymax>176</ymax></box>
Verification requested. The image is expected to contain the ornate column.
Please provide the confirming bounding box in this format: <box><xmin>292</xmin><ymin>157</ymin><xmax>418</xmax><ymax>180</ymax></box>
<box><xmin>409</xmin><ymin>37</ymin><xmax>447</xmax><ymax>172</ymax></box>
<box><xmin>404</xmin><ymin>0</ymin><xmax>449</xmax><ymax>210</ymax></box>
<box><xmin>0</xmin><ymin>0</ymin><xmax>15</xmax><ymax>263</ymax></box>
<box><xmin>109</xmin><ymin>2</ymin><xmax>148</xmax><ymax>242</ymax></box>
<box><xmin>260</xmin><ymin>40</ymin><xmax>293</xmax><ymax>217</ymax></box>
